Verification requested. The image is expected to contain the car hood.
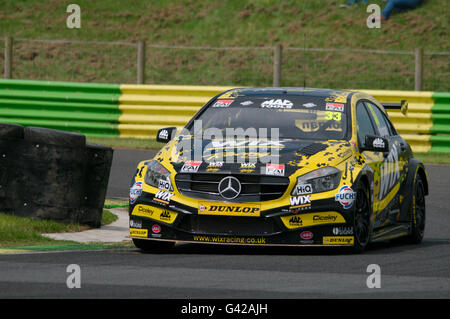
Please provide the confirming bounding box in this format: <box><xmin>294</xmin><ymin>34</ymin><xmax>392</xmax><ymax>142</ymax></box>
<box><xmin>161</xmin><ymin>138</ymin><xmax>354</xmax><ymax>177</ymax></box>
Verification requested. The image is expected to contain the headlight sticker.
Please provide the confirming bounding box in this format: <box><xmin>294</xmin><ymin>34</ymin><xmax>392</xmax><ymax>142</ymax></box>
<box><xmin>335</xmin><ymin>185</ymin><xmax>356</xmax><ymax>209</ymax></box>
<box><xmin>130</xmin><ymin>181</ymin><xmax>143</xmax><ymax>204</ymax></box>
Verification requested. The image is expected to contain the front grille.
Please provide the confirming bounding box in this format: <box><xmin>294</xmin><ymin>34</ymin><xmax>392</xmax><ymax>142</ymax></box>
<box><xmin>177</xmin><ymin>215</ymin><xmax>277</xmax><ymax>236</ymax></box>
<box><xmin>175</xmin><ymin>173</ymin><xmax>289</xmax><ymax>202</ymax></box>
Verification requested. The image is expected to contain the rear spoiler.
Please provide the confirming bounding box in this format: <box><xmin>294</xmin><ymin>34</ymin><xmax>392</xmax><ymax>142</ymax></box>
<box><xmin>381</xmin><ymin>100</ymin><xmax>408</xmax><ymax>115</ymax></box>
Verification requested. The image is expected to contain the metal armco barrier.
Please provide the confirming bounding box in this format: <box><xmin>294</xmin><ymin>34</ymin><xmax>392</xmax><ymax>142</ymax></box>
<box><xmin>0</xmin><ymin>79</ymin><xmax>449</xmax><ymax>153</ymax></box>
<box><xmin>0</xmin><ymin>124</ymin><xmax>113</xmax><ymax>227</ymax></box>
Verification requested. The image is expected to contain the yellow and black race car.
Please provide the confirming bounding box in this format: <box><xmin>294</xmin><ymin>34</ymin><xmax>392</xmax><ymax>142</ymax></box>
<box><xmin>129</xmin><ymin>88</ymin><xmax>428</xmax><ymax>253</ymax></box>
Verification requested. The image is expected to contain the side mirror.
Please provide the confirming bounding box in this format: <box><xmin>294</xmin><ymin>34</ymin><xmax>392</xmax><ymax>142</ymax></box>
<box><xmin>362</xmin><ymin>135</ymin><xmax>389</xmax><ymax>153</ymax></box>
<box><xmin>156</xmin><ymin>127</ymin><xmax>176</xmax><ymax>143</ymax></box>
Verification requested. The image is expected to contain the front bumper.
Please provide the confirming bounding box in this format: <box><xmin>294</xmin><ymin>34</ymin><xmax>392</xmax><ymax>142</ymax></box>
<box><xmin>129</xmin><ymin>191</ymin><xmax>356</xmax><ymax>247</ymax></box>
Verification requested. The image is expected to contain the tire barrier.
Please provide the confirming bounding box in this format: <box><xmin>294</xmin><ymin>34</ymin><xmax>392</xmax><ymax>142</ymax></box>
<box><xmin>0</xmin><ymin>123</ymin><xmax>113</xmax><ymax>227</ymax></box>
<box><xmin>0</xmin><ymin>79</ymin><xmax>448</xmax><ymax>153</ymax></box>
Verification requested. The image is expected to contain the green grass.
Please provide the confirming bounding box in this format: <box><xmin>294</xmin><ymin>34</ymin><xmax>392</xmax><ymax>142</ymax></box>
<box><xmin>0</xmin><ymin>209</ymin><xmax>117</xmax><ymax>248</ymax></box>
<box><xmin>0</xmin><ymin>0</ymin><xmax>448</xmax><ymax>90</ymax></box>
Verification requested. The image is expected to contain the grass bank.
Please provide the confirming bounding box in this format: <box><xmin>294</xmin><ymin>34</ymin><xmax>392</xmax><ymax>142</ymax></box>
<box><xmin>0</xmin><ymin>0</ymin><xmax>448</xmax><ymax>90</ymax></box>
<box><xmin>0</xmin><ymin>209</ymin><xmax>118</xmax><ymax>248</ymax></box>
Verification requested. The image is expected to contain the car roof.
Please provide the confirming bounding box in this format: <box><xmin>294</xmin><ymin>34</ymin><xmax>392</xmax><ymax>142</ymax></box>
<box><xmin>224</xmin><ymin>87</ymin><xmax>355</xmax><ymax>99</ymax></box>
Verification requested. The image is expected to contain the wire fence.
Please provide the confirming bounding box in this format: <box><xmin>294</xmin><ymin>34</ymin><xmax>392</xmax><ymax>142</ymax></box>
<box><xmin>1</xmin><ymin>37</ymin><xmax>449</xmax><ymax>91</ymax></box>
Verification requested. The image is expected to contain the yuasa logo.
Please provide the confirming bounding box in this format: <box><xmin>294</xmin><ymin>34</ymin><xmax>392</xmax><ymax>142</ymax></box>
<box><xmin>335</xmin><ymin>185</ymin><xmax>356</xmax><ymax>209</ymax></box>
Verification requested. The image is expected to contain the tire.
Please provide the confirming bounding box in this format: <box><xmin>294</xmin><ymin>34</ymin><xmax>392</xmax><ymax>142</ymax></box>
<box><xmin>24</xmin><ymin>126</ymin><xmax>86</xmax><ymax>147</ymax></box>
<box><xmin>0</xmin><ymin>123</ymin><xmax>24</xmax><ymax>139</ymax></box>
<box><xmin>132</xmin><ymin>238</ymin><xmax>175</xmax><ymax>252</ymax></box>
<box><xmin>352</xmin><ymin>180</ymin><xmax>372</xmax><ymax>253</ymax></box>
<box><xmin>404</xmin><ymin>174</ymin><xmax>426</xmax><ymax>244</ymax></box>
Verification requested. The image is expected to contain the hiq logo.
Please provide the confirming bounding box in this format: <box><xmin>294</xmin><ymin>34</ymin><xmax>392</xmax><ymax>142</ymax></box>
<box><xmin>335</xmin><ymin>185</ymin><xmax>356</xmax><ymax>209</ymax></box>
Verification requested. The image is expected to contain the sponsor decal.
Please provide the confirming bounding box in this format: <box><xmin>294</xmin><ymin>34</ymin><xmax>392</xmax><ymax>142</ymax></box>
<box><xmin>134</xmin><ymin>205</ymin><xmax>155</xmax><ymax>218</ymax></box>
<box><xmin>332</xmin><ymin>227</ymin><xmax>354</xmax><ymax>235</ymax></box>
<box><xmin>289</xmin><ymin>195</ymin><xmax>311</xmax><ymax>210</ymax></box>
<box><xmin>132</xmin><ymin>204</ymin><xmax>178</xmax><ymax>224</ymax></box>
<box><xmin>323</xmin><ymin>236</ymin><xmax>354</xmax><ymax>245</ymax></box>
<box><xmin>292</xmin><ymin>184</ymin><xmax>312</xmax><ymax>196</ymax></box>
<box><xmin>261</xmin><ymin>99</ymin><xmax>293</xmax><ymax>109</ymax></box>
<box><xmin>300</xmin><ymin>231</ymin><xmax>314</xmax><ymax>240</ymax></box>
<box><xmin>151</xmin><ymin>224</ymin><xmax>161</xmax><ymax>234</ymax></box>
<box><xmin>241</xmin><ymin>162</ymin><xmax>256</xmax><ymax>168</ymax></box>
<box><xmin>153</xmin><ymin>190</ymin><xmax>175</xmax><ymax>205</ymax></box>
<box><xmin>313</xmin><ymin>214</ymin><xmax>339</xmax><ymax>222</ymax></box>
<box><xmin>335</xmin><ymin>185</ymin><xmax>356</xmax><ymax>209</ymax></box>
<box><xmin>159</xmin><ymin>210</ymin><xmax>172</xmax><ymax>221</ymax></box>
<box><xmin>265</xmin><ymin>163</ymin><xmax>285</xmax><ymax>176</ymax></box>
<box><xmin>289</xmin><ymin>215</ymin><xmax>303</xmax><ymax>227</ymax></box>
<box><xmin>210</xmin><ymin>140</ymin><xmax>283</xmax><ymax>148</ymax></box>
<box><xmin>129</xmin><ymin>219</ymin><xmax>142</xmax><ymax>229</ymax></box>
<box><xmin>326</xmin><ymin>102</ymin><xmax>344</xmax><ymax>112</ymax></box>
<box><xmin>158</xmin><ymin>178</ymin><xmax>172</xmax><ymax>191</ymax></box>
<box><xmin>158</xmin><ymin>129</ymin><xmax>169</xmax><ymax>140</ymax></box>
<box><xmin>240</xmin><ymin>100</ymin><xmax>254</xmax><ymax>106</ymax></box>
<box><xmin>207</xmin><ymin>161</ymin><xmax>224</xmax><ymax>168</ymax></box>
<box><xmin>303</xmin><ymin>103</ymin><xmax>316</xmax><ymax>108</ymax></box>
<box><xmin>193</xmin><ymin>235</ymin><xmax>266</xmax><ymax>245</ymax></box>
<box><xmin>373</xmin><ymin>137</ymin><xmax>385</xmax><ymax>149</ymax></box>
<box><xmin>379</xmin><ymin>144</ymin><xmax>400</xmax><ymax>200</ymax></box>
<box><xmin>198</xmin><ymin>202</ymin><xmax>261</xmax><ymax>217</ymax></box>
<box><xmin>280</xmin><ymin>211</ymin><xmax>346</xmax><ymax>229</ymax></box>
<box><xmin>181</xmin><ymin>161</ymin><xmax>202</xmax><ymax>173</ymax></box>
<box><xmin>130</xmin><ymin>228</ymin><xmax>148</xmax><ymax>238</ymax></box>
<box><xmin>213</xmin><ymin>99</ymin><xmax>234</xmax><ymax>107</ymax></box>
<box><xmin>129</xmin><ymin>181</ymin><xmax>143</xmax><ymax>204</ymax></box>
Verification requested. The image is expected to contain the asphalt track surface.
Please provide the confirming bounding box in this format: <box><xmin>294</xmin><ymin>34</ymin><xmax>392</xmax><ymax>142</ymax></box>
<box><xmin>1</xmin><ymin>148</ymin><xmax>449</xmax><ymax>299</ymax></box>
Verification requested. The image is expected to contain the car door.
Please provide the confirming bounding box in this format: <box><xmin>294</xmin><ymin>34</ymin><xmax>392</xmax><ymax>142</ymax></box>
<box><xmin>364</xmin><ymin>101</ymin><xmax>407</xmax><ymax>227</ymax></box>
<box><xmin>355</xmin><ymin>101</ymin><xmax>385</xmax><ymax>223</ymax></box>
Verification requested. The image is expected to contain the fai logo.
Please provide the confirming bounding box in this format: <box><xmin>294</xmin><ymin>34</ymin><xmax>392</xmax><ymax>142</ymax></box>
<box><xmin>213</xmin><ymin>100</ymin><xmax>234</xmax><ymax>107</ymax></box>
<box><xmin>335</xmin><ymin>185</ymin><xmax>356</xmax><ymax>209</ymax></box>
<box><xmin>265</xmin><ymin>163</ymin><xmax>285</xmax><ymax>176</ymax></box>
<box><xmin>181</xmin><ymin>161</ymin><xmax>202</xmax><ymax>173</ymax></box>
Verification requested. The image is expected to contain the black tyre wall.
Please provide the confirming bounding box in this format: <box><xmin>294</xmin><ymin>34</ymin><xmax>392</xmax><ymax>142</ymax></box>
<box><xmin>0</xmin><ymin>123</ymin><xmax>24</xmax><ymax>139</ymax></box>
<box><xmin>0</xmin><ymin>126</ymin><xmax>113</xmax><ymax>227</ymax></box>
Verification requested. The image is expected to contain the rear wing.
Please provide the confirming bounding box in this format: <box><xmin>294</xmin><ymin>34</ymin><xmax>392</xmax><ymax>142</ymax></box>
<box><xmin>381</xmin><ymin>100</ymin><xmax>408</xmax><ymax>115</ymax></box>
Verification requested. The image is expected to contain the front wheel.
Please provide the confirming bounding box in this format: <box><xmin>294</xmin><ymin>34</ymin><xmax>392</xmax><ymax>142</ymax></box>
<box><xmin>404</xmin><ymin>174</ymin><xmax>426</xmax><ymax>244</ymax></box>
<box><xmin>132</xmin><ymin>238</ymin><xmax>175</xmax><ymax>252</ymax></box>
<box><xmin>352</xmin><ymin>180</ymin><xmax>371</xmax><ymax>253</ymax></box>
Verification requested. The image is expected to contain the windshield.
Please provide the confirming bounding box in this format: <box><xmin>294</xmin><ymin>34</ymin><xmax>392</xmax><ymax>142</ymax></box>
<box><xmin>187</xmin><ymin>95</ymin><xmax>349</xmax><ymax>141</ymax></box>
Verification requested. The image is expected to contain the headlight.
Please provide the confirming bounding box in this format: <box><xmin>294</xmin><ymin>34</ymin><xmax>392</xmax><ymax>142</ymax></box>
<box><xmin>144</xmin><ymin>160</ymin><xmax>173</xmax><ymax>191</ymax></box>
<box><xmin>292</xmin><ymin>167</ymin><xmax>341</xmax><ymax>194</ymax></box>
